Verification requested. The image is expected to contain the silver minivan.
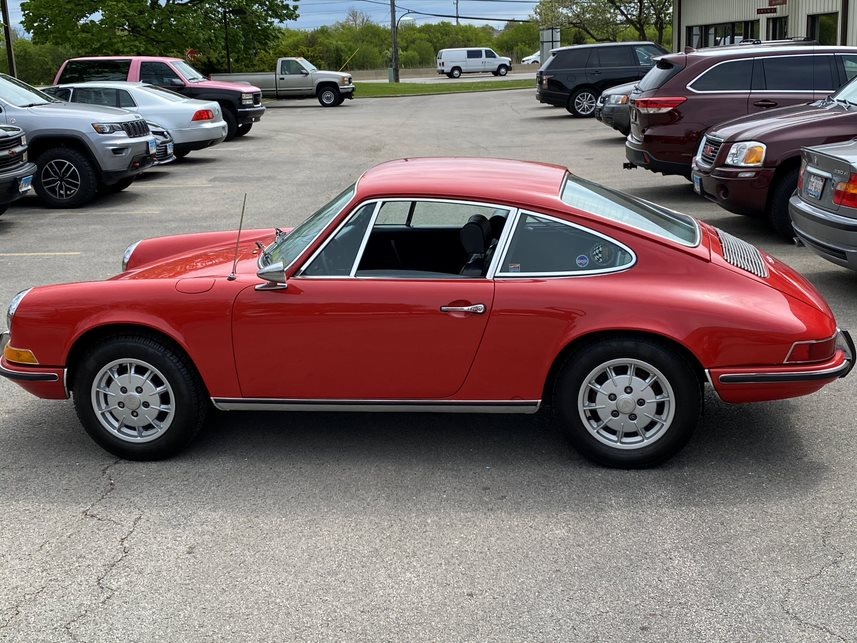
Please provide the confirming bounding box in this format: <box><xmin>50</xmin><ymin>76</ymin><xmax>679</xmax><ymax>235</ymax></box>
<box><xmin>436</xmin><ymin>48</ymin><xmax>512</xmax><ymax>78</ymax></box>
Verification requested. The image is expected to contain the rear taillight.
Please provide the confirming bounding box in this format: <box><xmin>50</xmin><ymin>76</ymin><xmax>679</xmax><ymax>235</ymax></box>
<box><xmin>797</xmin><ymin>161</ymin><xmax>805</xmax><ymax>191</ymax></box>
<box><xmin>192</xmin><ymin>109</ymin><xmax>214</xmax><ymax>121</ymax></box>
<box><xmin>833</xmin><ymin>172</ymin><xmax>857</xmax><ymax>208</ymax></box>
<box><xmin>786</xmin><ymin>336</ymin><xmax>837</xmax><ymax>364</ymax></box>
<box><xmin>634</xmin><ymin>97</ymin><xmax>687</xmax><ymax>114</ymax></box>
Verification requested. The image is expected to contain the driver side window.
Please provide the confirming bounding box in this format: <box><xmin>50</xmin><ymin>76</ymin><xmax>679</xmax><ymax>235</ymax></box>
<box><xmin>302</xmin><ymin>203</ymin><xmax>376</xmax><ymax>276</ymax></box>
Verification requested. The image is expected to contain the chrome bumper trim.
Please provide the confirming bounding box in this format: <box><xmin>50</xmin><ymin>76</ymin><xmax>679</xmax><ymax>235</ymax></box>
<box><xmin>211</xmin><ymin>398</ymin><xmax>541</xmax><ymax>413</ymax></box>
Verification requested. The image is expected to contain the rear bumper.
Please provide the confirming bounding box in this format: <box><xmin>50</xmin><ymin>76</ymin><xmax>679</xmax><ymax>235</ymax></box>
<box><xmin>789</xmin><ymin>194</ymin><xmax>857</xmax><ymax>271</ymax></box>
<box><xmin>708</xmin><ymin>330</ymin><xmax>854</xmax><ymax>403</ymax></box>
<box><xmin>691</xmin><ymin>163</ymin><xmax>774</xmax><ymax>217</ymax></box>
<box><xmin>536</xmin><ymin>88</ymin><xmax>568</xmax><ymax>107</ymax></box>
<box><xmin>625</xmin><ymin>134</ymin><xmax>692</xmax><ymax>177</ymax></box>
<box><xmin>0</xmin><ymin>332</ymin><xmax>68</xmax><ymax>399</ymax></box>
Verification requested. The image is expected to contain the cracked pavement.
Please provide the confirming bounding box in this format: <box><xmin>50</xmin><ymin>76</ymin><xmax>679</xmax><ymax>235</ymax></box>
<box><xmin>1</xmin><ymin>91</ymin><xmax>856</xmax><ymax>641</ymax></box>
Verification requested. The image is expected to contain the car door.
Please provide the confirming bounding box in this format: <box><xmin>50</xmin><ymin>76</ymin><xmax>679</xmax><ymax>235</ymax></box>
<box><xmin>748</xmin><ymin>54</ymin><xmax>821</xmax><ymax>113</ymax></box>
<box><xmin>277</xmin><ymin>59</ymin><xmax>310</xmax><ymax>96</ymax></box>
<box><xmin>231</xmin><ymin>199</ymin><xmax>504</xmax><ymax>400</ymax></box>
<box><xmin>588</xmin><ymin>46</ymin><xmax>638</xmax><ymax>92</ymax></box>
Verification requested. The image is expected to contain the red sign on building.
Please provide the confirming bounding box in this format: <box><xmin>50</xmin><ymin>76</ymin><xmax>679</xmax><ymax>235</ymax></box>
<box><xmin>769</xmin><ymin>0</ymin><xmax>787</xmax><ymax>6</ymax></box>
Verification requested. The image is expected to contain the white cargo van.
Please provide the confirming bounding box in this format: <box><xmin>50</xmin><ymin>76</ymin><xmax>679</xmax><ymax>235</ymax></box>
<box><xmin>436</xmin><ymin>48</ymin><xmax>512</xmax><ymax>78</ymax></box>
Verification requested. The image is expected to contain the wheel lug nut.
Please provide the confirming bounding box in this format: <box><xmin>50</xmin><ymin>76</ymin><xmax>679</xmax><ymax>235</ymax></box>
<box><xmin>629</xmin><ymin>414</ymin><xmax>637</xmax><ymax>421</ymax></box>
<box><xmin>624</xmin><ymin>386</ymin><xmax>633</xmax><ymax>394</ymax></box>
<box><xmin>608</xmin><ymin>394</ymin><xmax>617</xmax><ymax>401</ymax></box>
<box><xmin>142</xmin><ymin>402</ymin><xmax>150</xmax><ymax>408</ymax></box>
<box><xmin>136</xmin><ymin>387</ymin><xmax>143</xmax><ymax>393</ymax></box>
<box><xmin>131</xmin><ymin>411</ymin><xmax>138</xmax><ymax>418</ymax></box>
<box><xmin>611</xmin><ymin>411</ymin><xmax>620</xmax><ymax>418</ymax></box>
<box><xmin>120</xmin><ymin>387</ymin><xmax>127</xmax><ymax>394</ymax></box>
<box><xmin>118</xmin><ymin>402</ymin><xmax>125</xmax><ymax>408</ymax></box>
<box><xmin>637</xmin><ymin>399</ymin><xmax>645</xmax><ymax>406</ymax></box>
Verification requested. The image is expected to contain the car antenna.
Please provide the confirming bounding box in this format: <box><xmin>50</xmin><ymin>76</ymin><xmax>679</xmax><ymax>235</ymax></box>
<box><xmin>227</xmin><ymin>193</ymin><xmax>248</xmax><ymax>281</ymax></box>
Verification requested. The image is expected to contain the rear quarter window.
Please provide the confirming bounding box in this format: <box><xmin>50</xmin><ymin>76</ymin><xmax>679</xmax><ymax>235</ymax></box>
<box><xmin>592</xmin><ymin>46</ymin><xmax>635</xmax><ymax>68</ymax></box>
<box><xmin>59</xmin><ymin>60</ymin><xmax>131</xmax><ymax>83</ymax></box>
<box><xmin>549</xmin><ymin>49</ymin><xmax>592</xmax><ymax>69</ymax></box>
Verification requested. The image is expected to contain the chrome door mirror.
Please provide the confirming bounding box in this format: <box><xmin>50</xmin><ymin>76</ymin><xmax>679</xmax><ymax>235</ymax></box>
<box><xmin>255</xmin><ymin>262</ymin><xmax>287</xmax><ymax>290</ymax></box>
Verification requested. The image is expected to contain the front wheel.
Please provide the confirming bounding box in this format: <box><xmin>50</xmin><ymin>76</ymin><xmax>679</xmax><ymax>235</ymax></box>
<box><xmin>450</xmin><ymin>67</ymin><xmax>462</xmax><ymax>79</ymax></box>
<box><xmin>222</xmin><ymin>109</ymin><xmax>238</xmax><ymax>141</ymax></box>
<box><xmin>555</xmin><ymin>338</ymin><xmax>701</xmax><ymax>468</ymax></box>
<box><xmin>34</xmin><ymin>148</ymin><xmax>98</xmax><ymax>208</ymax></box>
<box><xmin>72</xmin><ymin>335</ymin><xmax>208</xmax><ymax>460</ymax></box>
<box><xmin>767</xmin><ymin>168</ymin><xmax>799</xmax><ymax>238</ymax></box>
<box><xmin>496</xmin><ymin>65</ymin><xmax>509</xmax><ymax>76</ymax></box>
<box><xmin>567</xmin><ymin>88</ymin><xmax>598</xmax><ymax>118</ymax></box>
<box><xmin>236</xmin><ymin>123</ymin><xmax>253</xmax><ymax>137</ymax></box>
<box><xmin>318</xmin><ymin>86</ymin><xmax>341</xmax><ymax>107</ymax></box>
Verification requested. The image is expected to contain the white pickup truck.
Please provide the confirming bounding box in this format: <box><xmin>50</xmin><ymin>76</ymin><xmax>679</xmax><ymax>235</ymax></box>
<box><xmin>211</xmin><ymin>57</ymin><xmax>355</xmax><ymax>107</ymax></box>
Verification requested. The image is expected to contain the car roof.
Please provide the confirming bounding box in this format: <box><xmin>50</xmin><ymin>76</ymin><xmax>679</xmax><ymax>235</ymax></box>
<box><xmin>56</xmin><ymin>81</ymin><xmax>149</xmax><ymax>89</ymax></box>
<box><xmin>355</xmin><ymin>158</ymin><xmax>569</xmax><ymax>209</ymax></box>
<box><xmin>551</xmin><ymin>41</ymin><xmax>657</xmax><ymax>52</ymax></box>
<box><xmin>683</xmin><ymin>44</ymin><xmax>857</xmax><ymax>58</ymax></box>
<box><xmin>67</xmin><ymin>56</ymin><xmax>183</xmax><ymax>62</ymax></box>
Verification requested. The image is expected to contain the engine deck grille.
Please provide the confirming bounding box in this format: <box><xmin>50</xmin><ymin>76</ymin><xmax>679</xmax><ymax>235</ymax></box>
<box><xmin>715</xmin><ymin>228</ymin><xmax>769</xmax><ymax>278</ymax></box>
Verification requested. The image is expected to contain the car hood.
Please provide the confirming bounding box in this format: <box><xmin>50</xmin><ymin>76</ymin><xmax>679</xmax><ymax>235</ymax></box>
<box><xmin>312</xmin><ymin>70</ymin><xmax>352</xmax><ymax>81</ymax></box>
<box><xmin>26</xmin><ymin>101</ymin><xmax>144</xmax><ymax>119</ymax></box>
<box><xmin>120</xmin><ymin>229</ymin><xmax>279</xmax><ymax>280</ymax></box>
<box><xmin>194</xmin><ymin>78</ymin><xmax>262</xmax><ymax>94</ymax></box>
<box><xmin>602</xmin><ymin>81</ymin><xmax>637</xmax><ymax>97</ymax></box>
<box><xmin>708</xmin><ymin>101</ymin><xmax>850</xmax><ymax>141</ymax></box>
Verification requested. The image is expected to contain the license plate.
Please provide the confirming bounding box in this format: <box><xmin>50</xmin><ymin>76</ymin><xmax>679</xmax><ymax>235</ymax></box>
<box><xmin>18</xmin><ymin>175</ymin><xmax>32</xmax><ymax>193</ymax></box>
<box><xmin>630</xmin><ymin>108</ymin><xmax>638</xmax><ymax>123</ymax></box>
<box><xmin>166</xmin><ymin>142</ymin><xmax>174</xmax><ymax>156</ymax></box>
<box><xmin>693</xmin><ymin>174</ymin><xmax>702</xmax><ymax>195</ymax></box>
<box><xmin>147</xmin><ymin>137</ymin><xmax>157</xmax><ymax>154</ymax></box>
<box><xmin>805</xmin><ymin>173</ymin><xmax>825</xmax><ymax>199</ymax></box>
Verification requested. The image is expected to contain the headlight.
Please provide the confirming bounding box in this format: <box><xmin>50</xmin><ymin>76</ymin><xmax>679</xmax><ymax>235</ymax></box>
<box><xmin>122</xmin><ymin>240</ymin><xmax>141</xmax><ymax>271</ymax></box>
<box><xmin>92</xmin><ymin>123</ymin><xmax>126</xmax><ymax>134</ymax></box>
<box><xmin>725</xmin><ymin>141</ymin><xmax>766</xmax><ymax>167</ymax></box>
<box><xmin>20</xmin><ymin>134</ymin><xmax>26</xmax><ymax>145</ymax></box>
<box><xmin>7</xmin><ymin>288</ymin><xmax>32</xmax><ymax>331</ymax></box>
<box><xmin>241</xmin><ymin>92</ymin><xmax>254</xmax><ymax>105</ymax></box>
<box><xmin>608</xmin><ymin>94</ymin><xmax>629</xmax><ymax>105</ymax></box>
<box><xmin>341</xmin><ymin>76</ymin><xmax>352</xmax><ymax>85</ymax></box>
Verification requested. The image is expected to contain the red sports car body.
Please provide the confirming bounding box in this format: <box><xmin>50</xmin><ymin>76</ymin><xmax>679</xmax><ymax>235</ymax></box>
<box><xmin>1</xmin><ymin>158</ymin><xmax>853</xmax><ymax>467</ymax></box>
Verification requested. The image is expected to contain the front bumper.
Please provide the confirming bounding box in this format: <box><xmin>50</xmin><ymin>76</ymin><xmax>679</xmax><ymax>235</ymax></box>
<box><xmin>0</xmin><ymin>332</ymin><xmax>68</xmax><ymax>399</ymax></box>
<box><xmin>708</xmin><ymin>330</ymin><xmax>854</xmax><ymax>403</ymax></box>
<box><xmin>0</xmin><ymin>161</ymin><xmax>37</xmax><ymax>207</ymax></box>
<box><xmin>789</xmin><ymin>194</ymin><xmax>857</xmax><ymax>271</ymax></box>
<box><xmin>237</xmin><ymin>105</ymin><xmax>266</xmax><ymax>125</ymax></box>
<box><xmin>691</xmin><ymin>163</ymin><xmax>774</xmax><ymax>217</ymax></box>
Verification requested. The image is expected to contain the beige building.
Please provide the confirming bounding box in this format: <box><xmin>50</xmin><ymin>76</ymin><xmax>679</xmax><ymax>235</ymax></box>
<box><xmin>672</xmin><ymin>0</ymin><xmax>854</xmax><ymax>50</ymax></box>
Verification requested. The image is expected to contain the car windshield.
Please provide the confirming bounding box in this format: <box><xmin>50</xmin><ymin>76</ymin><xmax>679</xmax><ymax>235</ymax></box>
<box><xmin>172</xmin><ymin>60</ymin><xmax>206</xmax><ymax>82</ymax></box>
<box><xmin>140</xmin><ymin>85</ymin><xmax>188</xmax><ymax>102</ymax></box>
<box><xmin>561</xmin><ymin>174</ymin><xmax>699</xmax><ymax>245</ymax></box>
<box><xmin>832</xmin><ymin>75</ymin><xmax>857</xmax><ymax>104</ymax></box>
<box><xmin>263</xmin><ymin>184</ymin><xmax>356</xmax><ymax>268</ymax></box>
<box><xmin>297</xmin><ymin>58</ymin><xmax>317</xmax><ymax>72</ymax></box>
<box><xmin>0</xmin><ymin>73</ymin><xmax>56</xmax><ymax>106</ymax></box>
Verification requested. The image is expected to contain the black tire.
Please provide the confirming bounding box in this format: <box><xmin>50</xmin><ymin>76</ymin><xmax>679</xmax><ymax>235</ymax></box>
<box><xmin>317</xmin><ymin>85</ymin><xmax>340</xmax><ymax>107</ymax></box>
<box><xmin>497</xmin><ymin>65</ymin><xmax>509</xmax><ymax>76</ymax></box>
<box><xmin>222</xmin><ymin>109</ymin><xmax>238</xmax><ymax>141</ymax></box>
<box><xmin>446</xmin><ymin>72</ymin><xmax>455</xmax><ymax>79</ymax></box>
<box><xmin>567</xmin><ymin>87</ymin><xmax>598</xmax><ymax>118</ymax></box>
<box><xmin>554</xmin><ymin>338</ymin><xmax>701</xmax><ymax>468</ymax></box>
<box><xmin>450</xmin><ymin>67</ymin><xmax>462</xmax><ymax>79</ymax></box>
<box><xmin>99</xmin><ymin>177</ymin><xmax>135</xmax><ymax>194</ymax></box>
<box><xmin>173</xmin><ymin>149</ymin><xmax>191</xmax><ymax>160</ymax></box>
<box><xmin>0</xmin><ymin>206</ymin><xmax>6</xmax><ymax>216</ymax></box>
<box><xmin>72</xmin><ymin>335</ymin><xmax>209</xmax><ymax>460</ymax></box>
<box><xmin>767</xmin><ymin>168</ymin><xmax>799</xmax><ymax>238</ymax></box>
<box><xmin>34</xmin><ymin>148</ymin><xmax>98</xmax><ymax>209</ymax></box>
<box><xmin>236</xmin><ymin>123</ymin><xmax>252</xmax><ymax>137</ymax></box>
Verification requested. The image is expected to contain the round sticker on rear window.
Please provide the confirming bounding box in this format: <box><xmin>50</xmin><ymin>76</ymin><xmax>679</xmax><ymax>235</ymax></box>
<box><xmin>576</xmin><ymin>254</ymin><xmax>590</xmax><ymax>268</ymax></box>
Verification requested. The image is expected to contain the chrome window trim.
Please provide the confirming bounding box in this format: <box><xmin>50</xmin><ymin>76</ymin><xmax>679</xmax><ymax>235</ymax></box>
<box><xmin>494</xmin><ymin>210</ymin><xmax>637</xmax><ymax>278</ymax></box>
<box><xmin>297</xmin><ymin>197</ymin><xmax>515</xmax><ymax>280</ymax></box>
<box><xmin>685</xmin><ymin>54</ymin><xmax>836</xmax><ymax>95</ymax></box>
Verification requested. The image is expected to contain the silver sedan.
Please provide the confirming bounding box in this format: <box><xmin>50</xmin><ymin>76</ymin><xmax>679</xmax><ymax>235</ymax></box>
<box><xmin>42</xmin><ymin>81</ymin><xmax>227</xmax><ymax>159</ymax></box>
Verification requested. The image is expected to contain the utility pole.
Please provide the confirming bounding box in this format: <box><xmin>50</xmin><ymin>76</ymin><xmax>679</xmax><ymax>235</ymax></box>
<box><xmin>0</xmin><ymin>0</ymin><xmax>17</xmax><ymax>77</ymax></box>
<box><xmin>390</xmin><ymin>0</ymin><xmax>400</xmax><ymax>82</ymax></box>
<box><xmin>455</xmin><ymin>0</ymin><xmax>459</xmax><ymax>25</ymax></box>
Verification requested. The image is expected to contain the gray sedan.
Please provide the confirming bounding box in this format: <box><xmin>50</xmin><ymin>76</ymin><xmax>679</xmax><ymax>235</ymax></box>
<box><xmin>43</xmin><ymin>82</ymin><xmax>227</xmax><ymax>159</ymax></box>
<box><xmin>594</xmin><ymin>81</ymin><xmax>636</xmax><ymax>137</ymax></box>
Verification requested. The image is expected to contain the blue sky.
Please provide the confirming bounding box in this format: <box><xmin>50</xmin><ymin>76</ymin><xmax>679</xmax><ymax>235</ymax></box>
<box><xmin>8</xmin><ymin>0</ymin><xmax>539</xmax><ymax>33</ymax></box>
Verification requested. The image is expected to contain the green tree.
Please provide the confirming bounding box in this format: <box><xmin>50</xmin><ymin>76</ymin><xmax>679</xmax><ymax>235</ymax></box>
<box><xmin>20</xmin><ymin>0</ymin><xmax>298</xmax><ymax>70</ymax></box>
<box><xmin>0</xmin><ymin>35</ymin><xmax>74</xmax><ymax>84</ymax></box>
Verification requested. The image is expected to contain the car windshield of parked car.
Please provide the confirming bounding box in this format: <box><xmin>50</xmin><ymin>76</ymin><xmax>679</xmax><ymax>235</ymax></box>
<box><xmin>298</xmin><ymin>58</ymin><xmax>318</xmax><ymax>72</ymax></box>
<box><xmin>264</xmin><ymin>185</ymin><xmax>356</xmax><ymax>269</ymax></box>
<box><xmin>0</xmin><ymin>74</ymin><xmax>56</xmax><ymax>106</ymax></box>
<box><xmin>832</xmin><ymin>75</ymin><xmax>857</xmax><ymax>104</ymax></box>
<box><xmin>561</xmin><ymin>174</ymin><xmax>699</xmax><ymax>245</ymax></box>
<box><xmin>172</xmin><ymin>61</ymin><xmax>206</xmax><ymax>82</ymax></box>
<box><xmin>140</xmin><ymin>86</ymin><xmax>189</xmax><ymax>102</ymax></box>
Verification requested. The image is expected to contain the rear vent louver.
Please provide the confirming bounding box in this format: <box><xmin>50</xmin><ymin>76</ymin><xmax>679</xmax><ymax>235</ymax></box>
<box><xmin>715</xmin><ymin>228</ymin><xmax>768</xmax><ymax>278</ymax></box>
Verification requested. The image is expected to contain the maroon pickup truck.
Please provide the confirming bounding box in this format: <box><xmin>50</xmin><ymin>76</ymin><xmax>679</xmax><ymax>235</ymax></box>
<box><xmin>54</xmin><ymin>56</ymin><xmax>265</xmax><ymax>140</ymax></box>
<box><xmin>691</xmin><ymin>77</ymin><xmax>857</xmax><ymax>237</ymax></box>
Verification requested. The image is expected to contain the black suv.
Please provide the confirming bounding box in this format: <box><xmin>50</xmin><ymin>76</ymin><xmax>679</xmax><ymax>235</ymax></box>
<box><xmin>536</xmin><ymin>42</ymin><xmax>667</xmax><ymax>117</ymax></box>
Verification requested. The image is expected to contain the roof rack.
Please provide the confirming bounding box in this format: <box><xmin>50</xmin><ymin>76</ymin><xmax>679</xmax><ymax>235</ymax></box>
<box><xmin>736</xmin><ymin>37</ymin><xmax>817</xmax><ymax>46</ymax></box>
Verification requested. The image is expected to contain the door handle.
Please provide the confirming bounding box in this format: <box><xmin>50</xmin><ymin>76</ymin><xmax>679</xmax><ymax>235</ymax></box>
<box><xmin>440</xmin><ymin>304</ymin><xmax>486</xmax><ymax>314</ymax></box>
<box><xmin>753</xmin><ymin>99</ymin><xmax>778</xmax><ymax>108</ymax></box>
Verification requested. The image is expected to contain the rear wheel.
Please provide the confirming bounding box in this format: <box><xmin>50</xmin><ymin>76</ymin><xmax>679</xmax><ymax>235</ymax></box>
<box><xmin>555</xmin><ymin>338</ymin><xmax>701</xmax><ymax>468</ymax></box>
<box><xmin>318</xmin><ymin>85</ymin><xmax>340</xmax><ymax>107</ymax></box>
<box><xmin>567</xmin><ymin>88</ymin><xmax>598</xmax><ymax>117</ymax></box>
<box><xmin>768</xmin><ymin>168</ymin><xmax>799</xmax><ymax>238</ymax></box>
<box><xmin>236</xmin><ymin>123</ymin><xmax>253</xmax><ymax>137</ymax></box>
<box><xmin>72</xmin><ymin>335</ymin><xmax>208</xmax><ymax>460</ymax></box>
<box><xmin>34</xmin><ymin>148</ymin><xmax>98</xmax><ymax>208</ymax></box>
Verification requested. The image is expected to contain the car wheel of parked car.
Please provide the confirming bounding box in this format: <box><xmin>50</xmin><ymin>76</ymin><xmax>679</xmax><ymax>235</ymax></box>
<box><xmin>173</xmin><ymin>149</ymin><xmax>191</xmax><ymax>160</ymax></box>
<box><xmin>34</xmin><ymin>148</ymin><xmax>98</xmax><ymax>209</ymax></box>
<box><xmin>318</xmin><ymin>85</ymin><xmax>341</xmax><ymax>107</ymax></box>
<box><xmin>496</xmin><ymin>65</ymin><xmax>509</xmax><ymax>76</ymax></box>
<box><xmin>450</xmin><ymin>67</ymin><xmax>462</xmax><ymax>79</ymax></box>
<box><xmin>72</xmin><ymin>335</ymin><xmax>208</xmax><ymax>461</ymax></box>
<box><xmin>768</xmin><ymin>168</ymin><xmax>799</xmax><ymax>238</ymax></box>
<box><xmin>568</xmin><ymin>88</ymin><xmax>598</xmax><ymax>117</ymax></box>
<box><xmin>236</xmin><ymin>123</ymin><xmax>253</xmax><ymax>137</ymax></box>
<box><xmin>99</xmin><ymin>177</ymin><xmax>135</xmax><ymax>194</ymax></box>
<box><xmin>555</xmin><ymin>338</ymin><xmax>700</xmax><ymax>468</ymax></box>
<box><xmin>222</xmin><ymin>109</ymin><xmax>238</xmax><ymax>141</ymax></box>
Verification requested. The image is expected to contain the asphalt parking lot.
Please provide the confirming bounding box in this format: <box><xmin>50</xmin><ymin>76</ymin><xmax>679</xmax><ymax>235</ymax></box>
<box><xmin>1</xmin><ymin>89</ymin><xmax>856</xmax><ymax>642</ymax></box>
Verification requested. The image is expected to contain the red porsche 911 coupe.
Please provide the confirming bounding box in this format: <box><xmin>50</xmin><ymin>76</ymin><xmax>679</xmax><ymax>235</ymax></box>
<box><xmin>1</xmin><ymin>158</ymin><xmax>853</xmax><ymax>467</ymax></box>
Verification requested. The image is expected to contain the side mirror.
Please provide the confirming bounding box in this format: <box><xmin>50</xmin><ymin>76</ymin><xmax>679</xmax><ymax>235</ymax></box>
<box><xmin>256</xmin><ymin>261</ymin><xmax>287</xmax><ymax>290</ymax></box>
<box><xmin>169</xmin><ymin>78</ymin><xmax>184</xmax><ymax>87</ymax></box>
<box><xmin>300</xmin><ymin>69</ymin><xmax>310</xmax><ymax>76</ymax></box>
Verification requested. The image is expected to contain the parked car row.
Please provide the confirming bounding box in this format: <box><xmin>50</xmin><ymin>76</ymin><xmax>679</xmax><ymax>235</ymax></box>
<box><xmin>577</xmin><ymin>39</ymin><xmax>857</xmax><ymax>271</ymax></box>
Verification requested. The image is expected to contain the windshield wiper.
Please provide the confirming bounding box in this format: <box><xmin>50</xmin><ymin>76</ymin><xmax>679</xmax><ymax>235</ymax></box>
<box><xmin>19</xmin><ymin>102</ymin><xmax>50</xmax><ymax>107</ymax></box>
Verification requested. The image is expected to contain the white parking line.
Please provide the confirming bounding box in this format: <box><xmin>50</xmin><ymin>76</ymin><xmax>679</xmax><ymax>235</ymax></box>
<box><xmin>0</xmin><ymin>252</ymin><xmax>82</xmax><ymax>257</ymax></box>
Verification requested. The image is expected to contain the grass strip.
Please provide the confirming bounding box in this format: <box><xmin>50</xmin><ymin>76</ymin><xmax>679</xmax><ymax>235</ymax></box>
<box><xmin>356</xmin><ymin>79</ymin><xmax>534</xmax><ymax>98</ymax></box>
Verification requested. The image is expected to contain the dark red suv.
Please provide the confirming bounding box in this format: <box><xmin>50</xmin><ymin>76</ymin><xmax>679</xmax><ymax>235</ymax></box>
<box><xmin>625</xmin><ymin>43</ymin><xmax>857</xmax><ymax>178</ymax></box>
